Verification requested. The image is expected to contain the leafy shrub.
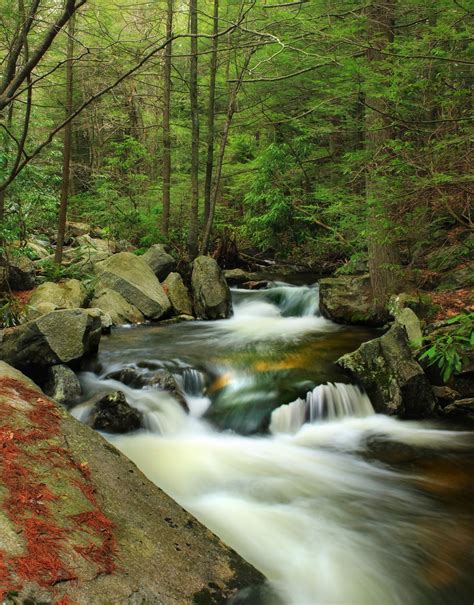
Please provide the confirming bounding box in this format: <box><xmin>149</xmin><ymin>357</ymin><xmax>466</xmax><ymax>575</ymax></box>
<box><xmin>419</xmin><ymin>313</ymin><xmax>474</xmax><ymax>382</ymax></box>
<box><xmin>0</xmin><ymin>296</ymin><xmax>26</xmax><ymax>328</ymax></box>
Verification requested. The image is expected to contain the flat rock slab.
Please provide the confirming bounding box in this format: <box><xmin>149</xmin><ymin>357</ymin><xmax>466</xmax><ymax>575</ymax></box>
<box><xmin>0</xmin><ymin>362</ymin><xmax>265</xmax><ymax>604</ymax></box>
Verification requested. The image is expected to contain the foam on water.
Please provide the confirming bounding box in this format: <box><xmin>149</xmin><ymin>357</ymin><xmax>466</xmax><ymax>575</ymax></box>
<box><xmin>111</xmin><ymin>407</ymin><xmax>472</xmax><ymax>605</ymax></box>
<box><xmin>72</xmin><ymin>281</ymin><xmax>474</xmax><ymax>605</ymax></box>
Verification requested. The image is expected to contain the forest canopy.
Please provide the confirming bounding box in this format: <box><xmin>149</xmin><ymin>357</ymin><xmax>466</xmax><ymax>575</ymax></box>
<box><xmin>0</xmin><ymin>0</ymin><xmax>472</xmax><ymax>312</ymax></box>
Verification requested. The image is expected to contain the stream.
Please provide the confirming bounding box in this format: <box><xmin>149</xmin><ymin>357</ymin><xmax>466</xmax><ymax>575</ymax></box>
<box><xmin>72</xmin><ymin>282</ymin><xmax>474</xmax><ymax>605</ymax></box>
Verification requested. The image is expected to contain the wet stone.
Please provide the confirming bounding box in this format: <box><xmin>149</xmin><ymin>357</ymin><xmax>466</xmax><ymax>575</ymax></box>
<box><xmin>90</xmin><ymin>390</ymin><xmax>143</xmax><ymax>433</ymax></box>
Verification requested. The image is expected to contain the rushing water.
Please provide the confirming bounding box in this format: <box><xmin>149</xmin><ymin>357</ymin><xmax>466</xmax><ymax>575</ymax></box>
<box><xmin>73</xmin><ymin>282</ymin><xmax>474</xmax><ymax>605</ymax></box>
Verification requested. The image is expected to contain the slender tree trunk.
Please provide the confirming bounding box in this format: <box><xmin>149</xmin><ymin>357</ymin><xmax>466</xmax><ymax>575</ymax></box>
<box><xmin>187</xmin><ymin>0</ymin><xmax>200</xmax><ymax>258</ymax></box>
<box><xmin>200</xmin><ymin>51</ymin><xmax>253</xmax><ymax>255</ymax></box>
<box><xmin>54</xmin><ymin>12</ymin><xmax>75</xmax><ymax>265</ymax></box>
<box><xmin>365</xmin><ymin>0</ymin><xmax>400</xmax><ymax>316</ymax></box>
<box><xmin>161</xmin><ymin>0</ymin><xmax>174</xmax><ymax>237</ymax></box>
<box><xmin>0</xmin><ymin>105</ymin><xmax>13</xmax><ymax>224</ymax></box>
<box><xmin>203</xmin><ymin>0</ymin><xmax>219</xmax><ymax>227</ymax></box>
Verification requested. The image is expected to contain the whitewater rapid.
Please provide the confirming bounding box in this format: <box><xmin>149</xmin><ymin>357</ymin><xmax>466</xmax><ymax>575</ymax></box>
<box><xmin>73</xmin><ymin>281</ymin><xmax>474</xmax><ymax>605</ymax></box>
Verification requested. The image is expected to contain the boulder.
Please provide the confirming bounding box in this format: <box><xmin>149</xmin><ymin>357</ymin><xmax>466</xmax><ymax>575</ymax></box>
<box><xmin>85</xmin><ymin>306</ymin><xmax>113</xmax><ymax>333</ymax></box>
<box><xmin>66</xmin><ymin>220</ymin><xmax>91</xmax><ymax>237</ymax></box>
<box><xmin>163</xmin><ymin>272</ymin><xmax>193</xmax><ymax>316</ymax></box>
<box><xmin>224</xmin><ymin>268</ymin><xmax>260</xmax><ymax>285</ymax></box>
<box><xmin>337</xmin><ymin>323</ymin><xmax>437</xmax><ymax>418</ymax></box>
<box><xmin>75</xmin><ymin>234</ymin><xmax>116</xmax><ymax>255</ymax></box>
<box><xmin>0</xmin><ymin>308</ymin><xmax>101</xmax><ymax>373</ymax></box>
<box><xmin>7</xmin><ymin>255</ymin><xmax>36</xmax><ymax>290</ymax></box>
<box><xmin>146</xmin><ymin>369</ymin><xmax>188</xmax><ymax>409</ymax></box>
<box><xmin>26</xmin><ymin>239</ymin><xmax>51</xmax><ymax>260</ymax></box>
<box><xmin>391</xmin><ymin>307</ymin><xmax>422</xmax><ymax>348</ymax></box>
<box><xmin>432</xmin><ymin>385</ymin><xmax>460</xmax><ymax>407</ymax></box>
<box><xmin>95</xmin><ymin>252</ymin><xmax>171</xmax><ymax>320</ymax></box>
<box><xmin>90</xmin><ymin>390</ymin><xmax>143</xmax><ymax>433</ymax></box>
<box><xmin>28</xmin><ymin>279</ymin><xmax>87</xmax><ymax>314</ymax></box>
<box><xmin>142</xmin><ymin>244</ymin><xmax>176</xmax><ymax>280</ymax></box>
<box><xmin>441</xmin><ymin>397</ymin><xmax>474</xmax><ymax>421</ymax></box>
<box><xmin>105</xmin><ymin>367</ymin><xmax>146</xmax><ymax>388</ymax></box>
<box><xmin>0</xmin><ymin>362</ymin><xmax>265</xmax><ymax>603</ymax></box>
<box><xmin>72</xmin><ymin>234</ymin><xmax>116</xmax><ymax>271</ymax></box>
<box><xmin>105</xmin><ymin>367</ymin><xmax>188</xmax><ymax>409</ymax></box>
<box><xmin>191</xmin><ymin>256</ymin><xmax>232</xmax><ymax>320</ymax></box>
<box><xmin>319</xmin><ymin>274</ymin><xmax>379</xmax><ymax>325</ymax></box>
<box><xmin>43</xmin><ymin>363</ymin><xmax>82</xmax><ymax>405</ymax></box>
<box><xmin>90</xmin><ymin>288</ymin><xmax>145</xmax><ymax>325</ymax></box>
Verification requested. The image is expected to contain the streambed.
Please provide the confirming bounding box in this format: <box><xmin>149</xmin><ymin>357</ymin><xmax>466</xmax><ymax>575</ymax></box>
<box><xmin>72</xmin><ymin>282</ymin><xmax>474</xmax><ymax>604</ymax></box>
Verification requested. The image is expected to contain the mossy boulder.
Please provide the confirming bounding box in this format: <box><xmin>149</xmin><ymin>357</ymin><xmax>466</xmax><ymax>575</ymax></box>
<box><xmin>90</xmin><ymin>288</ymin><xmax>144</xmax><ymax>325</ymax></box>
<box><xmin>90</xmin><ymin>390</ymin><xmax>143</xmax><ymax>433</ymax></box>
<box><xmin>95</xmin><ymin>252</ymin><xmax>171</xmax><ymax>320</ymax></box>
<box><xmin>319</xmin><ymin>274</ymin><xmax>379</xmax><ymax>325</ymax></box>
<box><xmin>163</xmin><ymin>272</ymin><xmax>194</xmax><ymax>316</ymax></box>
<box><xmin>191</xmin><ymin>256</ymin><xmax>232</xmax><ymax>320</ymax></box>
<box><xmin>28</xmin><ymin>279</ymin><xmax>88</xmax><ymax>317</ymax></box>
<box><xmin>337</xmin><ymin>323</ymin><xmax>437</xmax><ymax>418</ymax></box>
<box><xmin>0</xmin><ymin>309</ymin><xmax>101</xmax><ymax>374</ymax></box>
<box><xmin>43</xmin><ymin>363</ymin><xmax>82</xmax><ymax>405</ymax></box>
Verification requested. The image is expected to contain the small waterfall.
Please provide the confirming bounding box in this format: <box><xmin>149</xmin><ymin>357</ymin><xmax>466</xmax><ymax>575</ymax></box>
<box><xmin>181</xmin><ymin>367</ymin><xmax>206</xmax><ymax>397</ymax></box>
<box><xmin>231</xmin><ymin>282</ymin><xmax>320</xmax><ymax>318</ymax></box>
<box><xmin>178</xmin><ymin>368</ymin><xmax>210</xmax><ymax>418</ymax></box>
<box><xmin>270</xmin><ymin>383</ymin><xmax>374</xmax><ymax>434</ymax></box>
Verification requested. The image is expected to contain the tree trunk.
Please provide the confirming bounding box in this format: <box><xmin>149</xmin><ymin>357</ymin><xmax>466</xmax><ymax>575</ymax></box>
<box><xmin>200</xmin><ymin>51</ymin><xmax>253</xmax><ymax>255</ymax></box>
<box><xmin>54</xmin><ymin>11</ymin><xmax>75</xmax><ymax>265</ymax></box>
<box><xmin>187</xmin><ymin>0</ymin><xmax>200</xmax><ymax>258</ymax></box>
<box><xmin>203</xmin><ymin>0</ymin><xmax>219</xmax><ymax>227</ymax></box>
<box><xmin>365</xmin><ymin>0</ymin><xmax>400</xmax><ymax>317</ymax></box>
<box><xmin>161</xmin><ymin>0</ymin><xmax>174</xmax><ymax>237</ymax></box>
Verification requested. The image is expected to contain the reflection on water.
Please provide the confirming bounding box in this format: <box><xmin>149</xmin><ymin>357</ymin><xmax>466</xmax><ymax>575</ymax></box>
<box><xmin>73</xmin><ymin>281</ymin><xmax>474</xmax><ymax>605</ymax></box>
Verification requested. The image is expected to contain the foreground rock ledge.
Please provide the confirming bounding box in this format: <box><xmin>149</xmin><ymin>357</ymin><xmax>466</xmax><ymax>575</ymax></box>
<box><xmin>0</xmin><ymin>362</ymin><xmax>265</xmax><ymax>604</ymax></box>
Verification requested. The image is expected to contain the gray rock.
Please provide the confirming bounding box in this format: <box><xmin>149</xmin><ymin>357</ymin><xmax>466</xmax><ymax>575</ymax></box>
<box><xmin>319</xmin><ymin>274</ymin><xmax>379</xmax><ymax>325</ymax></box>
<box><xmin>223</xmin><ymin>268</ymin><xmax>260</xmax><ymax>285</ymax></box>
<box><xmin>44</xmin><ymin>363</ymin><xmax>82</xmax><ymax>405</ymax></box>
<box><xmin>7</xmin><ymin>255</ymin><xmax>36</xmax><ymax>290</ymax></box>
<box><xmin>163</xmin><ymin>272</ymin><xmax>193</xmax><ymax>316</ymax></box>
<box><xmin>191</xmin><ymin>256</ymin><xmax>232</xmax><ymax>320</ymax></box>
<box><xmin>432</xmin><ymin>385</ymin><xmax>460</xmax><ymax>407</ymax></box>
<box><xmin>90</xmin><ymin>390</ymin><xmax>143</xmax><ymax>433</ymax></box>
<box><xmin>142</xmin><ymin>244</ymin><xmax>176</xmax><ymax>280</ymax></box>
<box><xmin>392</xmin><ymin>307</ymin><xmax>422</xmax><ymax>348</ymax></box>
<box><xmin>105</xmin><ymin>367</ymin><xmax>146</xmax><ymax>388</ymax></box>
<box><xmin>105</xmin><ymin>367</ymin><xmax>188</xmax><ymax>409</ymax></box>
<box><xmin>26</xmin><ymin>239</ymin><xmax>51</xmax><ymax>259</ymax></box>
<box><xmin>338</xmin><ymin>323</ymin><xmax>437</xmax><ymax>418</ymax></box>
<box><xmin>66</xmin><ymin>220</ymin><xmax>91</xmax><ymax>237</ymax></box>
<box><xmin>95</xmin><ymin>252</ymin><xmax>171</xmax><ymax>319</ymax></box>
<box><xmin>441</xmin><ymin>397</ymin><xmax>474</xmax><ymax>420</ymax></box>
<box><xmin>85</xmin><ymin>306</ymin><xmax>114</xmax><ymax>333</ymax></box>
<box><xmin>28</xmin><ymin>279</ymin><xmax>87</xmax><ymax>315</ymax></box>
<box><xmin>90</xmin><ymin>288</ymin><xmax>144</xmax><ymax>325</ymax></box>
<box><xmin>0</xmin><ymin>361</ymin><xmax>264</xmax><ymax>603</ymax></box>
<box><xmin>146</xmin><ymin>369</ymin><xmax>188</xmax><ymax>409</ymax></box>
<box><xmin>0</xmin><ymin>308</ymin><xmax>101</xmax><ymax>372</ymax></box>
